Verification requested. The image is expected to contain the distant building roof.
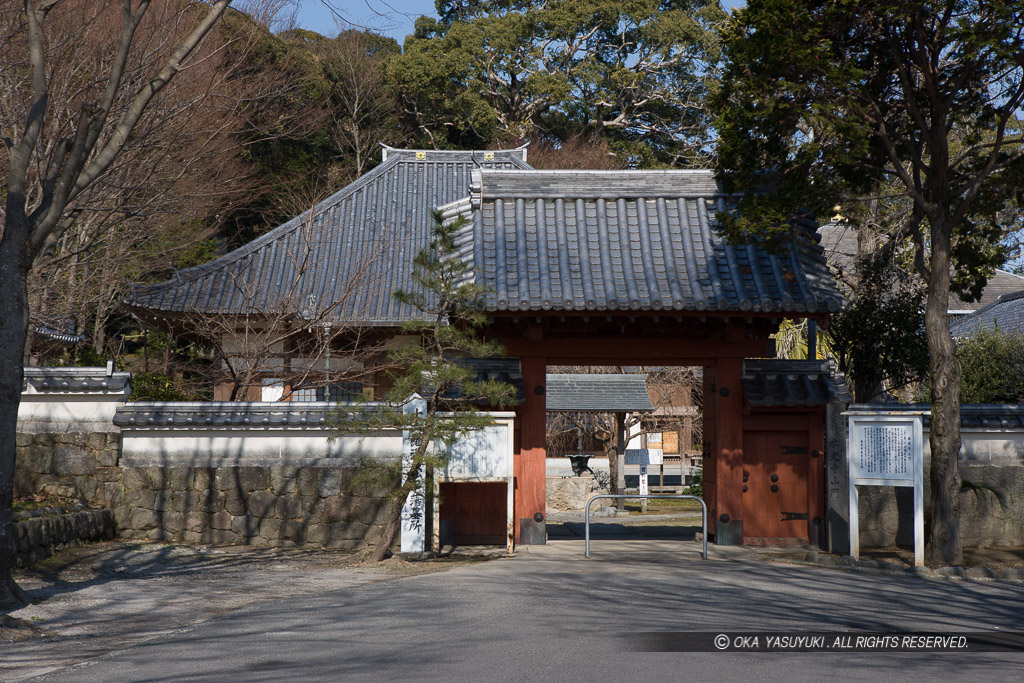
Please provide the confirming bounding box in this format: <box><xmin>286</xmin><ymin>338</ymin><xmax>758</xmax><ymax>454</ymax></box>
<box><xmin>950</xmin><ymin>270</ymin><xmax>1024</xmax><ymax>313</ymax></box>
<box><xmin>848</xmin><ymin>403</ymin><xmax>1024</xmax><ymax>429</ymax></box>
<box><xmin>817</xmin><ymin>222</ymin><xmax>1024</xmax><ymax>314</ymax></box>
<box><xmin>950</xmin><ymin>289</ymin><xmax>1024</xmax><ymax>337</ymax></box>
<box><xmin>546</xmin><ymin>374</ymin><xmax>654</xmax><ymax>412</ymax></box>
<box><xmin>126</xmin><ymin>147</ymin><xmax>531</xmax><ymax>326</ymax></box>
<box><xmin>742</xmin><ymin>359</ymin><xmax>851</xmax><ymax>407</ymax></box>
<box><xmin>457</xmin><ymin>169</ymin><xmax>844</xmax><ymax>314</ymax></box>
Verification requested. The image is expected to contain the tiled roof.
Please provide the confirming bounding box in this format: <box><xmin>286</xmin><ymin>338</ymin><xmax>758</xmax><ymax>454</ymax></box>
<box><xmin>459</xmin><ymin>169</ymin><xmax>844</xmax><ymax>314</ymax></box>
<box><xmin>126</xmin><ymin>147</ymin><xmax>531</xmax><ymax>325</ymax></box>
<box><xmin>546</xmin><ymin>374</ymin><xmax>654</xmax><ymax>412</ymax></box>
<box><xmin>847</xmin><ymin>403</ymin><xmax>1024</xmax><ymax>429</ymax></box>
<box><xmin>950</xmin><ymin>290</ymin><xmax>1024</xmax><ymax>337</ymax></box>
<box><xmin>950</xmin><ymin>270</ymin><xmax>1024</xmax><ymax>312</ymax></box>
<box><xmin>742</xmin><ymin>359</ymin><xmax>852</xmax><ymax>407</ymax></box>
<box><xmin>113</xmin><ymin>401</ymin><xmax>378</xmax><ymax>430</ymax></box>
<box><xmin>23</xmin><ymin>366</ymin><xmax>131</xmax><ymax>394</ymax></box>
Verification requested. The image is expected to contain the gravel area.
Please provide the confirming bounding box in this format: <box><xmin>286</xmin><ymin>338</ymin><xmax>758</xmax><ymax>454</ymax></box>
<box><xmin>1</xmin><ymin>541</ymin><xmax>494</xmax><ymax>681</ymax></box>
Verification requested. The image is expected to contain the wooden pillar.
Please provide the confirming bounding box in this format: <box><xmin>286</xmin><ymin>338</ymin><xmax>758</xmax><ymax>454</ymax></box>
<box><xmin>808</xmin><ymin>411</ymin><xmax>826</xmax><ymax>549</ymax></box>
<box><xmin>714</xmin><ymin>357</ymin><xmax>745</xmax><ymax>545</ymax></box>
<box><xmin>515</xmin><ymin>355</ymin><xmax>547</xmax><ymax>544</ymax></box>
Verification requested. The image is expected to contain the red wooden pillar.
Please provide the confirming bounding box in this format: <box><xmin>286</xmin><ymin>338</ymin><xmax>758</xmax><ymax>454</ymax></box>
<box><xmin>714</xmin><ymin>357</ymin><xmax>745</xmax><ymax>545</ymax></box>
<box><xmin>515</xmin><ymin>355</ymin><xmax>547</xmax><ymax>544</ymax></box>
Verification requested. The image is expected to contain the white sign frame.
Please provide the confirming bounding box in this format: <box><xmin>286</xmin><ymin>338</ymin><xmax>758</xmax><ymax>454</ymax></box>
<box><xmin>624</xmin><ymin>448</ymin><xmax>663</xmax><ymax>466</ymax></box>
<box><xmin>845</xmin><ymin>412</ymin><xmax>924</xmax><ymax>567</ymax></box>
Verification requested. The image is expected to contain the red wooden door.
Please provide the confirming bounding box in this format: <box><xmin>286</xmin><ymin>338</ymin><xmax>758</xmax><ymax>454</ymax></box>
<box><xmin>439</xmin><ymin>482</ymin><xmax>506</xmax><ymax>544</ymax></box>
<box><xmin>742</xmin><ymin>430</ymin><xmax>811</xmax><ymax>541</ymax></box>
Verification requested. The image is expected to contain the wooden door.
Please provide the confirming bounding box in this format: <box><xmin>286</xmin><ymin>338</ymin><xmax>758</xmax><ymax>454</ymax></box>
<box><xmin>439</xmin><ymin>482</ymin><xmax>507</xmax><ymax>544</ymax></box>
<box><xmin>742</xmin><ymin>430</ymin><xmax>811</xmax><ymax>540</ymax></box>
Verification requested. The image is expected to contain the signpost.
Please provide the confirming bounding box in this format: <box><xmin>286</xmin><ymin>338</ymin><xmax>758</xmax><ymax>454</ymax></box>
<box><xmin>845</xmin><ymin>410</ymin><xmax>925</xmax><ymax>566</ymax></box>
<box><xmin>625</xmin><ymin>449</ymin><xmax>662</xmax><ymax>513</ymax></box>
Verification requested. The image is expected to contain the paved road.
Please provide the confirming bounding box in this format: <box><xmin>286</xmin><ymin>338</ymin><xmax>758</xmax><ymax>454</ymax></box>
<box><xmin>37</xmin><ymin>539</ymin><xmax>1024</xmax><ymax>682</ymax></box>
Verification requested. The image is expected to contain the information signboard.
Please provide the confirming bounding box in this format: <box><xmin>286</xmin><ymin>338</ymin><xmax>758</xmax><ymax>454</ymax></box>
<box><xmin>845</xmin><ymin>412</ymin><xmax>924</xmax><ymax>566</ymax></box>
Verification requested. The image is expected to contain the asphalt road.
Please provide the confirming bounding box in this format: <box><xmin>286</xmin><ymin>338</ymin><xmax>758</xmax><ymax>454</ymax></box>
<box><xmin>37</xmin><ymin>539</ymin><xmax>1024</xmax><ymax>682</ymax></box>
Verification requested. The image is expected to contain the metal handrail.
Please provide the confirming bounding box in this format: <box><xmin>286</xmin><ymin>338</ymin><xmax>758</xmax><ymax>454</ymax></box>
<box><xmin>584</xmin><ymin>494</ymin><xmax>707</xmax><ymax>560</ymax></box>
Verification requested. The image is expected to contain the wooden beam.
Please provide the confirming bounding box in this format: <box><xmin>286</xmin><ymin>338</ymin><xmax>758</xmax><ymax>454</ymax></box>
<box><xmin>496</xmin><ymin>337</ymin><xmax>765</xmax><ymax>362</ymax></box>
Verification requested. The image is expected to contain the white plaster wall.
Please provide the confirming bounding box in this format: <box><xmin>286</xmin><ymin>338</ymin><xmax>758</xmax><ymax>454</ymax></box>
<box><xmin>121</xmin><ymin>429</ymin><xmax>402</xmax><ymax>465</ymax></box>
<box><xmin>18</xmin><ymin>394</ymin><xmax>123</xmax><ymax>428</ymax></box>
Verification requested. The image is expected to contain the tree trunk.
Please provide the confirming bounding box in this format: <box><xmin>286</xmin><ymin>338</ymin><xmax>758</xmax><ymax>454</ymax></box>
<box><xmin>366</xmin><ymin>488</ymin><xmax>407</xmax><ymax>562</ymax></box>
<box><xmin>0</xmin><ymin>205</ymin><xmax>31</xmax><ymax>608</ymax></box>
<box><xmin>924</xmin><ymin>219</ymin><xmax>963</xmax><ymax>567</ymax></box>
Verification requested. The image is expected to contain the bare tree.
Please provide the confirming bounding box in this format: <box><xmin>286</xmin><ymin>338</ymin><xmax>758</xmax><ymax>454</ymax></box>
<box><xmin>0</xmin><ymin>0</ymin><xmax>272</xmax><ymax>608</ymax></box>
<box><xmin>169</xmin><ymin>200</ymin><xmax>394</xmax><ymax>401</ymax></box>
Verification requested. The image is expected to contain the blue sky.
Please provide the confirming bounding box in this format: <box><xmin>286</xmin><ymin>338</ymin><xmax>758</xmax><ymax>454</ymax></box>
<box><xmin>292</xmin><ymin>1</ymin><xmax>745</xmax><ymax>42</ymax></box>
<box><xmin>292</xmin><ymin>1</ymin><xmax>438</xmax><ymax>40</ymax></box>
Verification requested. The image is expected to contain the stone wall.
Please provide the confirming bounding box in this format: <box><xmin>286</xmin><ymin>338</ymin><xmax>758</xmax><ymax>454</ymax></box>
<box><xmin>9</xmin><ymin>509</ymin><xmax>115</xmax><ymax>568</ymax></box>
<box><xmin>14</xmin><ymin>430</ymin><xmax>122</xmax><ymax>507</ymax></box>
<box><xmin>857</xmin><ymin>463</ymin><xmax>1024</xmax><ymax>548</ymax></box>
<box><xmin>14</xmin><ymin>439</ymin><xmax>397</xmax><ymax>550</ymax></box>
<box><xmin>115</xmin><ymin>465</ymin><xmax>394</xmax><ymax>548</ymax></box>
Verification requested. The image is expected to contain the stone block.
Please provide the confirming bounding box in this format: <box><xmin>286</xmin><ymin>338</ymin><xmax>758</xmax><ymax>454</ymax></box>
<box><xmin>223</xmin><ymin>488</ymin><xmax>247</xmax><ymax>516</ymax></box>
<box><xmin>113</xmin><ymin>505</ymin><xmax>131</xmax><ymax>531</ymax></box>
<box><xmin>198</xmin><ymin>490</ymin><xmax>225</xmax><ymax>513</ymax></box>
<box><xmin>210</xmin><ymin>511</ymin><xmax>233</xmax><ymax>530</ymax></box>
<box><xmin>258</xmin><ymin>517</ymin><xmax>281</xmax><ymax>539</ymax></box>
<box><xmin>16</xmin><ymin>432</ymin><xmax>33</xmax><ymax>448</ymax></box>
<box><xmin>121</xmin><ymin>467</ymin><xmax>148</xmax><ymax>490</ymax></box>
<box><xmin>237</xmin><ymin>467</ymin><xmax>270</xmax><ymax>492</ymax></box>
<box><xmin>98</xmin><ymin>482</ymin><xmax>123</xmax><ymax>507</ymax></box>
<box><xmin>354</xmin><ymin>497</ymin><xmax>389</xmax><ymax>526</ymax></box>
<box><xmin>307</xmin><ymin>499</ymin><xmax>326</xmax><ymax>524</ymax></box>
<box><xmin>296</xmin><ymin>468</ymin><xmax>318</xmax><ymax>497</ymax></box>
<box><xmin>304</xmin><ymin>524</ymin><xmax>329</xmax><ymax>545</ymax></box>
<box><xmin>20</xmin><ymin>445</ymin><xmax>52</xmax><ymax>473</ymax></box>
<box><xmin>231</xmin><ymin>514</ymin><xmax>259</xmax><ymax>539</ymax></box>
<box><xmin>194</xmin><ymin>468</ymin><xmax>214</xmax><ymax>491</ymax></box>
<box><xmin>275</xmin><ymin>495</ymin><xmax>303</xmax><ymax>520</ymax></box>
<box><xmin>324</xmin><ymin>496</ymin><xmax>355</xmax><ymax>524</ymax></box>
<box><xmin>54</xmin><ymin>450</ymin><xmax>95</xmax><ymax>476</ymax></box>
<box><xmin>246</xmin><ymin>491</ymin><xmax>277</xmax><ymax>516</ymax></box>
<box><xmin>214</xmin><ymin>468</ymin><xmax>240</xmax><ymax>492</ymax></box>
<box><xmin>270</xmin><ymin>468</ymin><xmax>298</xmax><ymax>495</ymax></box>
<box><xmin>96</xmin><ymin>448</ymin><xmax>119</xmax><ymax>467</ymax></box>
<box><xmin>546</xmin><ymin>477</ymin><xmax>602</xmax><ymax>511</ymax></box>
<box><xmin>13</xmin><ymin>469</ymin><xmax>34</xmax><ymax>498</ymax></box>
<box><xmin>185</xmin><ymin>511</ymin><xmax>211</xmax><ymax>533</ymax></box>
<box><xmin>182</xmin><ymin>530</ymin><xmax>206</xmax><ymax>544</ymax></box>
<box><xmin>280</xmin><ymin>520</ymin><xmax>308</xmax><ymax>542</ymax></box>
<box><xmin>146</xmin><ymin>467</ymin><xmax>168</xmax><ymax>490</ymax></box>
<box><xmin>93</xmin><ymin>466</ymin><xmax>120</xmax><ymax>483</ymax></box>
<box><xmin>317</xmin><ymin>470</ymin><xmax>344</xmax><ymax>498</ymax></box>
<box><xmin>166</xmin><ymin>468</ymin><xmax>193</xmax><ymax>492</ymax></box>
<box><xmin>129</xmin><ymin>508</ymin><xmax>162</xmax><ymax>530</ymax></box>
<box><xmin>88</xmin><ymin>433</ymin><xmax>108</xmax><ymax>451</ymax></box>
<box><xmin>125</xmin><ymin>489</ymin><xmax>156</xmax><ymax>510</ymax></box>
<box><xmin>57</xmin><ymin>433</ymin><xmax>88</xmax><ymax>447</ymax></box>
<box><xmin>206</xmin><ymin>527</ymin><xmax>240</xmax><ymax>545</ymax></box>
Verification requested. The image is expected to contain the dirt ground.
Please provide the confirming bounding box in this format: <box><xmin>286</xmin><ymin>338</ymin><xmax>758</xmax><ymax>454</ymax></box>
<box><xmin>0</xmin><ymin>541</ymin><xmax>497</xmax><ymax>682</ymax></box>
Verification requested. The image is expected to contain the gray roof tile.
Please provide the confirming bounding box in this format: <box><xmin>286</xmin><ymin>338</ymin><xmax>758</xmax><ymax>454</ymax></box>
<box><xmin>546</xmin><ymin>374</ymin><xmax>654</xmax><ymax>412</ymax></box>
<box><xmin>23</xmin><ymin>366</ymin><xmax>131</xmax><ymax>394</ymax></box>
<box><xmin>465</xmin><ymin>170</ymin><xmax>844</xmax><ymax>314</ymax></box>
<box><xmin>127</xmin><ymin>148</ymin><xmax>531</xmax><ymax>325</ymax></box>
<box><xmin>950</xmin><ymin>289</ymin><xmax>1024</xmax><ymax>337</ymax></box>
<box><xmin>743</xmin><ymin>359</ymin><xmax>852</xmax><ymax>407</ymax></box>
